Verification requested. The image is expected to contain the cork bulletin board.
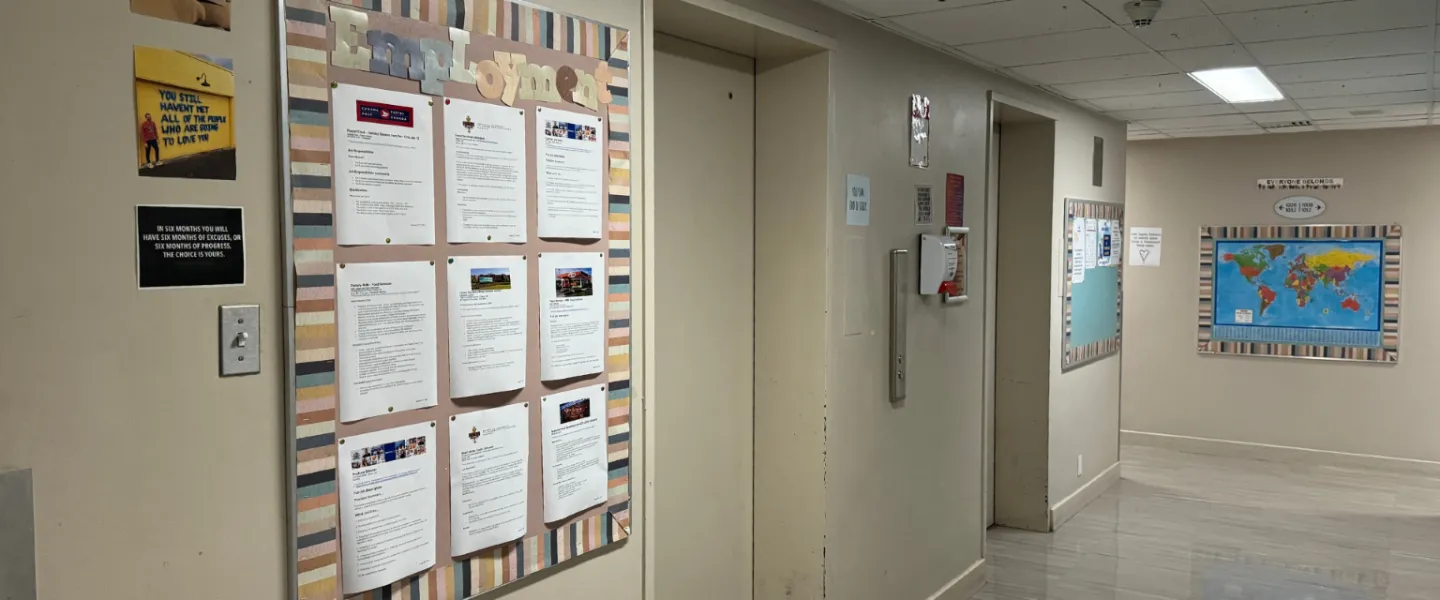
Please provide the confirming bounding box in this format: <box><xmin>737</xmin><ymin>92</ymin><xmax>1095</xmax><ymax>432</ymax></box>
<box><xmin>281</xmin><ymin>1</ymin><xmax>633</xmax><ymax>598</ymax></box>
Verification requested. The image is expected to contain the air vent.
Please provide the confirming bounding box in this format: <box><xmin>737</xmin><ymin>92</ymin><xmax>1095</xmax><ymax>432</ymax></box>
<box><xmin>1260</xmin><ymin>120</ymin><xmax>1312</xmax><ymax>130</ymax></box>
<box><xmin>1349</xmin><ymin>109</ymin><xmax>1384</xmax><ymax>117</ymax></box>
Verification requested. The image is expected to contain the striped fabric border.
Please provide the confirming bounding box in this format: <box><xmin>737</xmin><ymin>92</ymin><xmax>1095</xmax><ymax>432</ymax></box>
<box><xmin>284</xmin><ymin>2</ymin><xmax>632</xmax><ymax>599</ymax></box>
<box><xmin>328</xmin><ymin>0</ymin><xmax>615</xmax><ymax>59</ymax></box>
<box><xmin>1196</xmin><ymin>224</ymin><xmax>1402</xmax><ymax>364</ymax></box>
<box><xmin>1062</xmin><ymin>199</ymin><xmax>1124</xmax><ymax>370</ymax></box>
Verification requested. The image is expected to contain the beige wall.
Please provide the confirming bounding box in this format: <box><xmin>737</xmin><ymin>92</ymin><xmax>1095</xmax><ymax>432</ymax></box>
<box><xmin>0</xmin><ymin>2</ymin><xmax>285</xmax><ymax>599</ymax></box>
<box><xmin>0</xmin><ymin>0</ymin><xmax>1129</xmax><ymax>598</ymax></box>
<box><xmin>713</xmin><ymin>1</ymin><xmax>1125</xmax><ymax>598</ymax></box>
<box><xmin>1125</xmin><ymin>127</ymin><xmax>1440</xmax><ymax>463</ymax></box>
<box><xmin>1047</xmin><ymin>119</ymin><xmax>1126</xmax><ymax>508</ymax></box>
<box><xmin>0</xmin><ymin>1</ymin><xmax>646</xmax><ymax>600</ymax></box>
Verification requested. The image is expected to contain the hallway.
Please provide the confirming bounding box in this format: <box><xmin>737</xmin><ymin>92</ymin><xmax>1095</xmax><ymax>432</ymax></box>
<box><xmin>982</xmin><ymin>446</ymin><xmax>1440</xmax><ymax>600</ymax></box>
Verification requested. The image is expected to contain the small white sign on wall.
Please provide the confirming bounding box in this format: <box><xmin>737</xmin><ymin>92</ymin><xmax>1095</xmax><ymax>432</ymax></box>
<box><xmin>846</xmin><ymin>174</ymin><xmax>870</xmax><ymax>227</ymax></box>
<box><xmin>1274</xmin><ymin>196</ymin><xmax>1326</xmax><ymax>220</ymax></box>
<box><xmin>1129</xmin><ymin>227</ymin><xmax>1162</xmax><ymax>267</ymax></box>
<box><xmin>1258</xmin><ymin>178</ymin><xmax>1342</xmax><ymax>190</ymax></box>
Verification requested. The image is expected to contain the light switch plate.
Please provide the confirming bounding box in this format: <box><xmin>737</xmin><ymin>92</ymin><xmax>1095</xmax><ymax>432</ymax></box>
<box><xmin>220</xmin><ymin>304</ymin><xmax>261</xmax><ymax>376</ymax></box>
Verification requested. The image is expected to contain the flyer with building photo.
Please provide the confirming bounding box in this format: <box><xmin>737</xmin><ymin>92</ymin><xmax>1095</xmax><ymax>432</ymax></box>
<box><xmin>134</xmin><ymin>46</ymin><xmax>236</xmax><ymax>180</ymax></box>
<box><xmin>538</xmin><ymin>253</ymin><xmax>605</xmax><ymax>381</ymax></box>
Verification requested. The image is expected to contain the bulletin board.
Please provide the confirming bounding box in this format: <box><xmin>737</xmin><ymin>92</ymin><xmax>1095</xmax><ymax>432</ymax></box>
<box><xmin>1062</xmin><ymin>199</ymin><xmax>1123</xmax><ymax>371</ymax></box>
<box><xmin>280</xmin><ymin>1</ymin><xmax>633</xmax><ymax>599</ymax></box>
<box><xmin>1197</xmin><ymin>224</ymin><xmax>1401</xmax><ymax>363</ymax></box>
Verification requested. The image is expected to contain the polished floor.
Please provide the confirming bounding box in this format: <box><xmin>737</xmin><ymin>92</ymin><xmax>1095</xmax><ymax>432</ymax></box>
<box><xmin>981</xmin><ymin>445</ymin><xmax>1440</xmax><ymax>600</ymax></box>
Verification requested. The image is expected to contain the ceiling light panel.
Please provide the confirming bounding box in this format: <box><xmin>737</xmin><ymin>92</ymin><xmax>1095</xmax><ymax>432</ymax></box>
<box><xmin>1188</xmin><ymin>67</ymin><xmax>1285</xmax><ymax>103</ymax></box>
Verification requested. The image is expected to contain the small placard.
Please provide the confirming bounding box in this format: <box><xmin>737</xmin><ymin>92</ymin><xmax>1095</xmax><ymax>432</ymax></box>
<box><xmin>136</xmin><ymin>205</ymin><xmax>245</xmax><ymax>289</ymax></box>
<box><xmin>1257</xmin><ymin>178</ymin><xmax>1342</xmax><ymax>190</ymax></box>
<box><xmin>915</xmin><ymin>184</ymin><xmax>934</xmax><ymax>225</ymax></box>
<box><xmin>846</xmin><ymin>174</ymin><xmax>871</xmax><ymax>227</ymax></box>
<box><xmin>1274</xmin><ymin>196</ymin><xmax>1326</xmax><ymax>219</ymax></box>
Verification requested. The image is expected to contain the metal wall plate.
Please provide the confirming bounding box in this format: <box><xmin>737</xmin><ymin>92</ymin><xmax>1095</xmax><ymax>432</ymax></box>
<box><xmin>0</xmin><ymin>469</ymin><xmax>35</xmax><ymax>600</ymax></box>
<box><xmin>220</xmin><ymin>304</ymin><xmax>261</xmax><ymax>376</ymax></box>
<box><xmin>890</xmin><ymin>249</ymin><xmax>908</xmax><ymax>402</ymax></box>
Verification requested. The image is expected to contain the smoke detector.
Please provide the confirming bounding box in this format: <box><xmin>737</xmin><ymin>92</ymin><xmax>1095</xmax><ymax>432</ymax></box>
<box><xmin>1123</xmin><ymin>0</ymin><xmax>1163</xmax><ymax>27</ymax></box>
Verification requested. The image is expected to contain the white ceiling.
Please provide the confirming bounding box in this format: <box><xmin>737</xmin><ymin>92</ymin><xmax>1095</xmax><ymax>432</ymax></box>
<box><xmin>817</xmin><ymin>0</ymin><xmax>1440</xmax><ymax>139</ymax></box>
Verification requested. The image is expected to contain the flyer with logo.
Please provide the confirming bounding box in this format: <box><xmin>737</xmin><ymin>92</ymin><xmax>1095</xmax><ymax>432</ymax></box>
<box><xmin>333</xmin><ymin>84</ymin><xmax>436</xmax><ymax>245</ymax></box>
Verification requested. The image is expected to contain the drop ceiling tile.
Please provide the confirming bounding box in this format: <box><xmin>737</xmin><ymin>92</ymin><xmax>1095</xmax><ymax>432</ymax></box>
<box><xmin>1265</xmin><ymin>54</ymin><xmax>1430</xmax><ymax>84</ymax></box>
<box><xmin>1284</xmin><ymin>75</ymin><xmax>1430</xmax><ymax>99</ymax></box>
<box><xmin>886</xmin><ymin>0</ymin><xmax>1110</xmax><ymax>45</ymax></box>
<box><xmin>1052</xmin><ymin>73</ymin><xmax>1205</xmax><ymax>99</ymax></box>
<box><xmin>827</xmin><ymin>0</ymin><xmax>1007</xmax><ymax>19</ymax></box>
<box><xmin>1219</xmin><ymin>0</ymin><xmax>1434</xmax><ymax>43</ymax></box>
<box><xmin>1127</xmin><ymin>122</ymin><xmax>1156</xmax><ymax>132</ymax></box>
<box><xmin>1295</xmin><ymin>90</ymin><xmax>1434</xmax><ymax>109</ymax></box>
<box><xmin>1085</xmin><ymin>0</ymin><xmax>1212</xmax><ymax>24</ymax></box>
<box><xmin>1164</xmin><ymin>125</ymin><xmax>1267</xmax><ymax>137</ymax></box>
<box><xmin>1113</xmin><ymin>103</ymin><xmax>1240</xmax><ymax>121</ymax></box>
<box><xmin>1128</xmin><ymin>132</ymin><xmax>1172</xmax><ymax>140</ymax></box>
<box><xmin>1246</xmin><ymin>27</ymin><xmax>1433</xmax><ymax>65</ymax></box>
<box><xmin>1138</xmin><ymin>114</ymin><xmax>1257</xmax><ymax>129</ymax></box>
<box><xmin>1202</xmin><ymin>0</ymin><xmax>1338</xmax><ymax>14</ymax></box>
<box><xmin>1305</xmin><ymin>103</ymin><xmax>1431</xmax><ymax>120</ymax></box>
<box><xmin>1318</xmin><ymin>118</ymin><xmax>1432</xmax><ymax>130</ymax></box>
<box><xmin>957</xmin><ymin>27</ymin><xmax>1149</xmax><ymax>67</ymax></box>
<box><xmin>1161</xmin><ymin>45</ymin><xmax>1257</xmax><ymax>71</ymax></box>
<box><xmin>1232</xmin><ymin>99</ymin><xmax>1301</xmax><ymax>113</ymax></box>
<box><xmin>1010</xmin><ymin>53</ymin><xmax>1179</xmax><ymax>84</ymax></box>
<box><xmin>1129</xmin><ymin>17</ymin><xmax>1237</xmax><ymax>51</ymax></box>
<box><xmin>1087</xmin><ymin>90</ymin><xmax>1222</xmax><ymax>110</ymax></box>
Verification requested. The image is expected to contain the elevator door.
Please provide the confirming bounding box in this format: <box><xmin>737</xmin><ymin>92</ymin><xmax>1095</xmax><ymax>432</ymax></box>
<box><xmin>655</xmin><ymin>33</ymin><xmax>756</xmax><ymax>599</ymax></box>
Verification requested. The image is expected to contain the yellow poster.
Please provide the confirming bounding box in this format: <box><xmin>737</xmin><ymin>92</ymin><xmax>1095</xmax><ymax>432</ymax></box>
<box><xmin>134</xmin><ymin>46</ymin><xmax>236</xmax><ymax>180</ymax></box>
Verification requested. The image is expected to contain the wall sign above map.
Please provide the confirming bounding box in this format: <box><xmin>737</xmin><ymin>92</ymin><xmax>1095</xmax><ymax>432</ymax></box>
<box><xmin>1274</xmin><ymin>196</ymin><xmax>1326</xmax><ymax>220</ymax></box>
<box><xmin>1258</xmin><ymin>177</ymin><xmax>1342</xmax><ymax>190</ymax></box>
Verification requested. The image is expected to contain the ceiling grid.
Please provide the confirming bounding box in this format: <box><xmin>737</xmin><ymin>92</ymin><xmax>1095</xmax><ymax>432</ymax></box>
<box><xmin>816</xmin><ymin>0</ymin><xmax>1440</xmax><ymax>138</ymax></box>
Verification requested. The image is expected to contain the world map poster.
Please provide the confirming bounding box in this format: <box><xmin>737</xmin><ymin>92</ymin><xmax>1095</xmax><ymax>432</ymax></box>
<box><xmin>1198</xmin><ymin>225</ymin><xmax>1401</xmax><ymax>363</ymax></box>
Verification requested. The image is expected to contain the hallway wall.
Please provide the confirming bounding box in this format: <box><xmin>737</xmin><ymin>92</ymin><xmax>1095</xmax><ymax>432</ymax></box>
<box><xmin>0</xmin><ymin>2</ymin><xmax>285</xmax><ymax>598</ymax></box>
<box><xmin>0</xmin><ymin>0</ymin><xmax>1125</xmax><ymax>598</ymax></box>
<box><xmin>1125</xmin><ymin>127</ymin><xmax>1440</xmax><ymax>463</ymax></box>
<box><xmin>1047</xmin><ymin>117</ymin><xmax>1127</xmax><ymax>516</ymax></box>
<box><xmin>713</xmin><ymin>1</ymin><xmax>1126</xmax><ymax>597</ymax></box>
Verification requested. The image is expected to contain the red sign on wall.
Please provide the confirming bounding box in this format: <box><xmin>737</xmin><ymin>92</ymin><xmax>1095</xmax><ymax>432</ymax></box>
<box><xmin>945</xmin><ymin>173</ymin><xmax>965</xmax><ymax>227</ymax></box>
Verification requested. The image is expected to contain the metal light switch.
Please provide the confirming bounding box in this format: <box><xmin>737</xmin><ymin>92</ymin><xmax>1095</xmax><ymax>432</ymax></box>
<box><xmin>220</xmin><ymin>304</ymin><xmax>261</xmax><ymax>376</ymax></box>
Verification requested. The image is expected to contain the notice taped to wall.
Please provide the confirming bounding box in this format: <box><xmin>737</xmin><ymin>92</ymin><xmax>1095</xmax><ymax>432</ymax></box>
<box><xmin>1129</xmin><ymin>227</ymin><xmax>1162</xmax><ymax>267</ymax></box>
<box><xmin>136</xmin><ymin>205</ymin><xmax>245</xmax><ymax>289</ymax></box>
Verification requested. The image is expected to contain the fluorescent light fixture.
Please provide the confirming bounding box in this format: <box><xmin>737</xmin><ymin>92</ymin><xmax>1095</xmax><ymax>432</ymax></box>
<box><xmin>1188</xmin><ymin>67</ymin><xmax>1284</xmax><ymax>104</ymax></box>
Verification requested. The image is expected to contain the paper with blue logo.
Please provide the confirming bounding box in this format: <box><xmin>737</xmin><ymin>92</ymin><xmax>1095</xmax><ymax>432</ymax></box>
<box><xmin>333</xmin><ymin>83</ymin><xmax>436</xmax><ymax>245</ymax></box>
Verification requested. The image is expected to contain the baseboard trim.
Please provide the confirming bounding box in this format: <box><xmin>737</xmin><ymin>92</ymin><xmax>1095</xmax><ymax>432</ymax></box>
<box><xmin>1049</xmin><ymin>461</ymin><xmax>1120</xmax><ymax>531</ymax></box>
<box><xmin>927</xmin><ymin>558</ymin><xmax>986</xmax><ymax>600</ymax></box>
<box><xmin>1122</xmin><ymin>430</ymin><xmax>1440</xmax><ymax>477</ymax></box>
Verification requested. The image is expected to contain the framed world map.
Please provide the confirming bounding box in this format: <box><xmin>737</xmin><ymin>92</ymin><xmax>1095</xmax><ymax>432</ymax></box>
<box><xmin>1197</xmin><ymin>225</ymin><xmax>1401</xmax><ymax>363</ymax></box>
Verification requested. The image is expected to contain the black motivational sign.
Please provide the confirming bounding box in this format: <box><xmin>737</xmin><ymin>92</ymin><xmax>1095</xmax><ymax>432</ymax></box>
<box><xmin>136</xmin><ymin>205</ymin><xmax>245</xmax><ymax>289</ymax></box>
